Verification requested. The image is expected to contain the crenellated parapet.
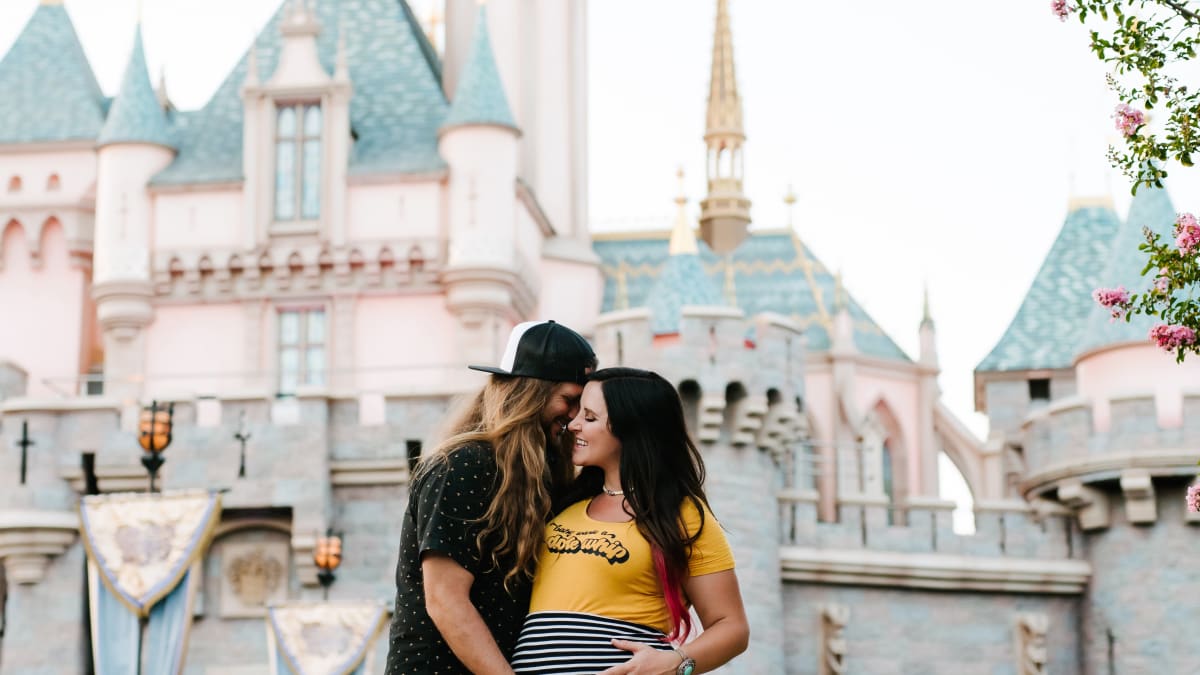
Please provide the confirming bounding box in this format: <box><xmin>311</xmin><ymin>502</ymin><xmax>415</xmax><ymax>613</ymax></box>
<box><xmin>594</xmin><ymin>305</ymin><xmax>806</xmax><ymax>451</ymax></box>
<box><xmin>1016</xmin><ymin>391</ymin><xmax>1200</xmax><ymax>529</ymax></box>
<box><xmin>778</xmin><ymin>491</ymin><xmax>1090</xmax><ymax>594</ymax></box>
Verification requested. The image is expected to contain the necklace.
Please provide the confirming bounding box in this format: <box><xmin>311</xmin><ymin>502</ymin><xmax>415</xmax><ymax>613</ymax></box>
<box><xmin>602</xmin><ymin>485</ymin><xmax>624</xmax><ymax>497</ymax></box>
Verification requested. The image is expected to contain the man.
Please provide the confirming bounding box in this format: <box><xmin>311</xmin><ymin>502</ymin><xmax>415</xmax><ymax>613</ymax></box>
<box><xmin>386</xmin><ymin>320</ymin><xmax>597</xmax><ymax>674</ymax></box>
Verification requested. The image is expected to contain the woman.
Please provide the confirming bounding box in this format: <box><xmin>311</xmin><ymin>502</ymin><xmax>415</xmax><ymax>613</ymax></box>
<box><xmin>511</xmin><ymin>368</ymin><xmax>750</xmax><ymax>675</ymax></box>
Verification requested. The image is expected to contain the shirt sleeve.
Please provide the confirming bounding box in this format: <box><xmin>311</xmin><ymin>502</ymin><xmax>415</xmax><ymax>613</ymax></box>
<box><xmin>411</xmin><ymin>445</ymin><xmax>495</xmax><ymax>574</ymax></box>
<box><xmin>682</xmin><ymin>498</ymin><xmax>736</xmax><ymax>577</ymax></box>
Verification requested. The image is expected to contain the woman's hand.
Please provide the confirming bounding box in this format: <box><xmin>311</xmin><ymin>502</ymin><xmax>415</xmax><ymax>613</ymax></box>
<box><xmin>596</xmin><ymin>640</ymin><xmax>682</xmax><ymax>675</ymax></box>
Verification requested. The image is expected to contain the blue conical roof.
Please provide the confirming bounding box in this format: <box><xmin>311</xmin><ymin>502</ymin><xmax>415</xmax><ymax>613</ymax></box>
<box><xmin>977</xmin><ymin>202</ymin><xmax>1122</xmax><ymax>372</ymax></box>
<box><xmin>440</xmin><ymin>6</ymin><xmax>517</xmax><ymax>133</ymax></box>
<box><xmin>98</xmin><ymin>27</ymin><xmax>175</xmax><ymax>150</ymax></box>
<box><xmin>0</xmin><ymin>3</ymin><xmax>106</xmax><ymax>144</ymax></box>
<box><xmin>1076</xmin><ymin>187</ymin><xmax>1178</xmax><ymax>355</ymax></box>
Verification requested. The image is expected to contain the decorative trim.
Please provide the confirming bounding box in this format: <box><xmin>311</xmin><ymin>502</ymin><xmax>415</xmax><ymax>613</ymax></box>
<box><xmin>1015</xmin><ymin>612</ymin><xmax>1049</xmax><ymax>675</ymax></box>
<box><xmin>0</xmin><ymin>140</ymin><xmax>96</xmax><ymax>154</ymax></box>
<box><xmin>0</xmin><ymin>509</ymin><xmax>80</xmax><ymax>584</ymax></box>
<box><xmin>152</xmin><ymin>239</ymin><xmax>444</xmax><ymax>299</ymax></box>
<box><xmin>1057</xmin><ymin>479</ymin><xmax>1110</xmax><ymax>531</ymax></box>
<box><xmin>819</xmin><ymin>604</ymin><xmax>849</xmax><ymax>675</ymax></box>
<box><xmin>1119</xmin><ymin>469</ymin><xmax>1157</xmax><ymax>524</ymax></box>
<box><xmin>780</xmin><ymin>546</ymin><xmax>1091</xmax><ymax>594</ymax></box>
<box><xmin>330</xmin><ymin>459</ymin><xmax>410</xmax><ymax>487</ymax></box>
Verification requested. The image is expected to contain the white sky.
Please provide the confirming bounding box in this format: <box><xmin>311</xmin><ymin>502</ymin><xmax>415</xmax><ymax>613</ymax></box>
<box><xmin>2</xmin><ymin>0</ymin><xmax>1194</xmax><ymax>451</ymax></box>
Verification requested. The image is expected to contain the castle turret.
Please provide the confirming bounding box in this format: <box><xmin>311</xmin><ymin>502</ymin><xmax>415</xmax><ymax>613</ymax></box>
<box><xmin>698</xmin><ymin>0</ymin><xmax>751</xmax><ymax>254</ymax></box>
<box><xmin>92</xmin><ymin>24</ymin><xmax>177</xmax><ymax>400</ymax></box>
<box><xmin>917</xmin><ymin>287</ymin><xmax>940</xmax><ymax>495</ymax></box>
<box><xmin>438</xmin><ymin>5</ymin><xmax>529</xmax><ymax>366</ymax></box>
<box><xmin>646</xmin><ymin>169</ymin><xmax>722</xmax><ymax>336</ymax></box>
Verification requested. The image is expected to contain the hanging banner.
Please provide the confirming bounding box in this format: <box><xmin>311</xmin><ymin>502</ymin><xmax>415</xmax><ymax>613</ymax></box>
<box><xmin>267</xmin><ymin>602</ymin><xmax>389</xmax><ymax>675</ymax></box>
<box><xmin>79</xmin><ymin>489</ymin><xmax>222</xmax><ymax>617</ymax></box>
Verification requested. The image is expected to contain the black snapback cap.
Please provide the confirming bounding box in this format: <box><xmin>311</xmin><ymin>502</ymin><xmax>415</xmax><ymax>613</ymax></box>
<box><xmin>468</xmin><ymin>320</ymin><xmax>596</xmax><ymax>384</ymax></box>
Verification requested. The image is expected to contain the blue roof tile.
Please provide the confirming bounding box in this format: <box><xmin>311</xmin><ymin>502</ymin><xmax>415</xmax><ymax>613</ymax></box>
<box><xmin>0</xmin><ymin>4</ymin><xmax>106</xmax><ymax>144</ymax></box>
<box><xmin>98</xmin><ymin>28</ymin><xmax>176</xmax><ymax>150</ymax></box>
<box><xmin>1077</xmin><ymin>187</ymin><xmax>1177</xmax><ymax>354</ymax></box>
<box><xmin>976</xmin><ymin>204</ymin><xmax>1121</xmax><ymax>372</ymax></box>
<box><xmin>440</xmin><ymin>6</ymin><xmax>517</xmax><ymax>133</ymax></box>
<box><xmin>646</xmin><ymin>252</ymin><xmax>722</xmax><ymax>334</ymax></box>
<box><xmin>153</xmin><ymin>0</ymin><xmax>448</xmax><ymax>185</ymax></box>
<box><xmin>594</xmin><ymin>231</ymin><xmax>910</xmax><ymax>361</ymax></box>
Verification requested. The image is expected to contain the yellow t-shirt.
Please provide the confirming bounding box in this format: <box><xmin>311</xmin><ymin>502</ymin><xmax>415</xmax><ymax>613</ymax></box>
<box><xmin>528</xmin><ymin>497</ymin><xmax>735</xmax><ymax>633</ymax></box>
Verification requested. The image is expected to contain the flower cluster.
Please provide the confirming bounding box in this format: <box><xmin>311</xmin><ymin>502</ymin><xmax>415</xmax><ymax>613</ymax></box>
<box><xmin>1051</xmin><ymin>0</ymin><xmax>1073</xmax><ymax>21</ymax></box>
<box><xmin>1092</xmin><ymin>286</ymin><xmax>1132</xmax><ymax>320</ymax></box>
<box><xmin>1176</xmin><ymin>212</ymin><xmax>1200</xmax><ymax>256</ymax></box>
<box><xmin>1188</xmin><ymin>483</ymin><xmax>1200</xmax><ymax>513</ymax></box>
<box><xmin>1113</xmin><ymin>103</ymin><xmax>1146</xmax><ymax>137</ymax></box>
<box><xmin>1149</xmin><ymin>324</ymin><xmax>1197</xmax><ymax>351</ymax></box>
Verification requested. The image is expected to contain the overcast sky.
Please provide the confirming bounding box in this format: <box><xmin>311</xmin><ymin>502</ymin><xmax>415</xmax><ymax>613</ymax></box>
<box><xmin>2</xmin><ymin>0</ymin><xmax>1193</xmax><ymax>448</ymax></box>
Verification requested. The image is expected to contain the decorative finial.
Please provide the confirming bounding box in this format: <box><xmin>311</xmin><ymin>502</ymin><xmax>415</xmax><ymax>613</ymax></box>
<box><xmin>40</xmin><ymin>0</ymin><xmax>66</xmax><ymax>5</ymax></box>
<box><xmin>834</xmin><ymin>270</ymin><xmax>847</xmax><ymax>311</ymax></box>
<box><xmin>669</xmin><ymin>167</ymin><xmax>699</xmax><ymax>256</ymax></box>
<box><xmin>922</xmin><ymin>282</ymin><xmax>931</xmax><ymax>323</ymax></box>
<box><xmin>784</xmin><ymin>184</ymin><xmax>797</xmax><ymax>228</ymax></box>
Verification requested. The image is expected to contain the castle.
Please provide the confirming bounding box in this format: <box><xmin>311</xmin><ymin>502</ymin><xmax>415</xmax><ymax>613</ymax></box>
<box><xmin>0</xmin><ymin>0</ymin><xmax>1196</xmax><ymax>673</ymax></box>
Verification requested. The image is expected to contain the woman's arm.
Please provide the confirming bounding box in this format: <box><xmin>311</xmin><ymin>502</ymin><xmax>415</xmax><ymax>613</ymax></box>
<box><xmin>602</xmin><ymin>569</ymin><xmax>750</xmax><ymax>674</ymax></box>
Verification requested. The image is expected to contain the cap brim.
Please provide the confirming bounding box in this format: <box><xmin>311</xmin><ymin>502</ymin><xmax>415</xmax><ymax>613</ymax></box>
<box><xmin>467</xmin><ymin>365</ymin><xmax>513</xmax><ymax>377</ymax></box>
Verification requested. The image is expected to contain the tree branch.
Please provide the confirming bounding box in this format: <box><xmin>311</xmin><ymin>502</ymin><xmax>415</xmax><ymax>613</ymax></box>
<box><xmin>1157</xmin><ymin>0</ymin><xmax>1200</xmax><ymax>25</ymax></box>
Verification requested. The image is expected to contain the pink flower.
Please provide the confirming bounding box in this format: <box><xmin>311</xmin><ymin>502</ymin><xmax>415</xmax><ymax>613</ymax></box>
<box><xmin>1052</xmin><ymin>0</ymin><xmax>1073</xmax><ymax>21</ymax></box>
<box><xmin>1149</xmin><ymin>324</ymin><xmax>1197</xmax><ymax>351</ymax></box>
<box><xmin>1154</xmin><ymin>275</ymin><xmax>1170</xmax><ymax>294</ymax></box>
<box><xmin>1188</xmin><ymin>483</ymin><xmax>1200</xmax><ymax>513</ymax></box>
<box><xmin>1175</xmin><ymin>212</ymin><xmax>1200</xmax><ymax>255</ymax></box>
<box><xmin>1113</xmin><ymin>104</ymin><xmax>1146</xmax><ymax>137</ymax></box>
<box><xmin>1093</xmin><ymin>286</ymin><xmax>1131</xmax><ymax>320</ymax></box>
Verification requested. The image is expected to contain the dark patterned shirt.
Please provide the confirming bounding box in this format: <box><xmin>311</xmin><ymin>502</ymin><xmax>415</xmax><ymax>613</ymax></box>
<box><xmin>385</xmin><ymin>443</ymin><xmax>529</xmax><ymax>674</ymax></box>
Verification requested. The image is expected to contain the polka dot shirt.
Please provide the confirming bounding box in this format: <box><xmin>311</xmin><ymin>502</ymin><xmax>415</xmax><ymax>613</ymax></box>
<box><xmin>385</xmin><ymin>443</ymin><xmax>530</xmax><ymax>674</ymax></box>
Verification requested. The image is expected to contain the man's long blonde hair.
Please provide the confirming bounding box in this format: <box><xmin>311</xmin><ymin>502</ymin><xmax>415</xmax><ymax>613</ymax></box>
<box><xmin>417</xmin><ymin>375</ymin><xmax>573</xmax><ymax>589</ymax></box>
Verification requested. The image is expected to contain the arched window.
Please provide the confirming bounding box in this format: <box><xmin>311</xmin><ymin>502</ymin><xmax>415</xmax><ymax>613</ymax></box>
<box><xmin>45</xmin><ymin>174</ymin><xmax>60</xmax><ymax>191</ymax></box>
<box><xmin>882</xmin><ymin>441</ymin><xmax>896</xmax><ymax>524</ymax></box>
<box><xmin>7</xmin><ymin>176</ymin><xmax>21</xmax><ymax>193</ymax></box>
<box><xmin>274</xmin><ymin>102</ymin><xmax>322</xmax><ymax>222</ymax></box>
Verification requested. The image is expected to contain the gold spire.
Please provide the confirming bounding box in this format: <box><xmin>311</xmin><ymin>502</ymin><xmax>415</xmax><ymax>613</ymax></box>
<box><xmin>699</xmin><ymin>0</ymin><xmax>751</xmax><ymax>255</ymax></box>
<box><xmin>669</xmin><ymin>167</ymin><xmax>699</xmax><ymax>256</ymax></box>
<box><xmin>705</xmin><ymin>0</ymin><xmax>743</xmax><ymax>139</ymax></box>
<box><xmin>615</xmin><ymin>261</ymin><xmax>630</xmax><ymax>311</ymax></box>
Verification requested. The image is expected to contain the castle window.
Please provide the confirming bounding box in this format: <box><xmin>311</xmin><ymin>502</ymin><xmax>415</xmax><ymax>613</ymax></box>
<box><xmin>277</xmin><ymin>307</ymin><xmax>326</xmax><ymax>394</ymax></box>
<box><xmin>7</xmin><ymin>176</ymin><xmax>21</xmax><ymax>193</ymax></box>
<box><xmin>274</xmin><ymin>103</ymin><xmax>322</xmax><ymax>222</ymax></box>
<box><xmin>1029</xmin><ymin>378</ymin><xmax>1050</xmax><ymax>402</ymax></box>
<box><xmin>46</xmin><ymin>174</ymin><xmax>60</xmax><ymax>191</ymax></box>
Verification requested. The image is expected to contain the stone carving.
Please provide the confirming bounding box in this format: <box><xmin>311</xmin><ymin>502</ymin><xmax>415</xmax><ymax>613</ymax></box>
<box><xmin>819</xmin><ymin>603</ymin><xmax>849</xmax><ymax>675</ymax></box>
<box><xmin>1015</xmin><ymin>612</ymin><xmax>1049</xmax><ymax>675</ymax></box>
<box><xmin>227</xmin><ymin>548</ymin><xmax>284</xmax><ymax>608</ymax></box>
<box><xmin>220</xmin><ymin>540</ymin><xmax>289</xmax><ymax>618</ymax></box>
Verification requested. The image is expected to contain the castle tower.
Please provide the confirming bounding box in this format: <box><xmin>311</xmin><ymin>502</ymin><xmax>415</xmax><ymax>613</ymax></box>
<box><xmin>92</xmin><ymin>23</ymin><xmax>177</xmax><ymax>400</ymax></box>
<box><xmin>438</xmin><ymin>5</ymin><xmax>529</xmax><ymax>367</ymax></box>
<box><xmin>979</xmin><ymin>183</ymin><xmax>1200</xmax><ymax>672</ymax></box>
<box><xmin>698</xmin><ymin>0</ymin><xmax>751</xmax><ymax>255</ymax></box>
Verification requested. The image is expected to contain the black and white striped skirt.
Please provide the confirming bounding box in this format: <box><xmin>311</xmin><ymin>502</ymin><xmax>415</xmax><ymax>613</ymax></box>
<box><xmin>511</xmin><ymin>611</ymin><xmax>676</xmax><ymax>674</ymax></box>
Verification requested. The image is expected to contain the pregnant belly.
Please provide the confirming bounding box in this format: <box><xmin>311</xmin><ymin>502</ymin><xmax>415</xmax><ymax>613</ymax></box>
<box><xmin>511</xmin><ymin>611</ymin><xmax>676</xmax><ymax>674</ymax></box>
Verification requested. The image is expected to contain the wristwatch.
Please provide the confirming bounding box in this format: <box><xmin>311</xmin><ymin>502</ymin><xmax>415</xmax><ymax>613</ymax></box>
<box><xmin>674</xmin><ymin>648</ymin><xmax>696</xmax><ymax>675</ymax></box>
